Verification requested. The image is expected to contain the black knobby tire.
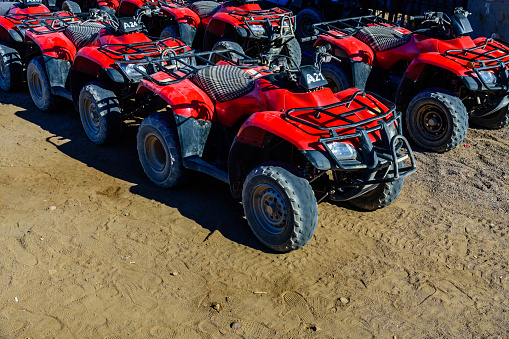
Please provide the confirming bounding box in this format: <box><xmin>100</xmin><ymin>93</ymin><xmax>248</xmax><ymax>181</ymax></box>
<box><xmin>470</xmin><ymin>106</ymin><xmax>509</xmax><ymax>130</ymax></box>
<box><xmin>137</xmin><ymin>112</ymin><xmax>187</xmax><ymax>188</ymax></box>
<box><xmin>78</xmin><ymin>81</ymin><xmax>122</xmax><ymax>145</ymax></box>
<box><xmin>405</xmin><ymin>89</ymin><xmax>468</xmax><ymax>152</ymax></box>
<box><xmin>211</xmin><ymin>40</ymin><xmax>245</xmax><ymax>63</ymax></box>
<box><xmin>349</xmin><ymin>178</ymin><xmax>404</xmax><ymax>211</ymax></box>
<box><xmin>0</xmin><ymin>44</ymin><xmax>22</xmax><ymax>92</ymax></box>
<box><xmin>242</xmin><ymin>163</ymin><xmax>318</xmax><ymax>252</ymax></box>
<box><xmin>62</xmin><ymin>0</ymin><xmax>81</xmax><ymax>12</ymax></box>
<box><xmin>160</xmin><ymin>25</ymin><xmax>179</xmax><ymax>39</ymax></box>
<box><xmin>321</xmin><ymin>60</ymin><xmax>352</xmax><ymax>93</ymax></box>
<box><xmin>295</xmin><ymin>8</ymin><xmax>325</xmax><ymax>40</ymax></box>
<box><xmin>281</xmin><ymin>38</ymin><xmax>302</xmax><ymax>67</ymax></box>
<box><xmin>27</xmin><ymin>56</ymin><xmax>60</xmax><ymax>112</ymax></box>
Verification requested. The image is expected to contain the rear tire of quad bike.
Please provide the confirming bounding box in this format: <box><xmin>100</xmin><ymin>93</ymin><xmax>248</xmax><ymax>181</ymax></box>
<box><xmin>295</xmin><ymin>8</ymin><xmax>325</xmax><ymax>40</ymax></box>
<box><xmin>281</xmin><ymin>38</ymin><xmax>302</xmax><ymax>67</ymax></box>
<box><xmin>160</xmin><ymin>25</ymin><xmax>179</xmax><ymax>39</ymax></box>
<box><xmin>470</xmin><ymin>106</ymin><xmax>509</xmax><ymax>130</ymax></box>
<box><xmin>211</xmin><ymin>40</ymin><xmax>244</xmax><ymax>63</ymax></box>
<box><xmin>79</xmin><ymin>82</ymin><xmax>122</xmax><ymax>145</ymax></box>
<box><xmin>62</xmin><ymin>0</ymin><xmax>81</xmax><ymax>13</ymax></box>
<box><xmin>405</xmin><ymin>89</ymin><xmax>468</xmax><ymax>153</ymax></box>
<box><xmin>321</xmin><ymin>60</ymin><xmax>352</xmax><ymax>93</ymax></box>
<box><xmin>27</xmin><ymin>56</ymin><xmax>60</xmax><ymax>112</ymax></box>
<box><xmin>0</xmin><ymin>44</ymin><xmax>22</xmax><ymax>92</ymax></box>
<box><xmin>242</xmin><ymin>163</ymin><xmax>318</xmax><ymax>252</ymax></box>
<box><xmin>137</xmin><ymin>112</ymin><xmax>187</xmax><ymax>188</ymax></box>
<box><xmin>349</xmin><ymin>178</ymin><xmax>404</xmax><ymax>211</ymax></box>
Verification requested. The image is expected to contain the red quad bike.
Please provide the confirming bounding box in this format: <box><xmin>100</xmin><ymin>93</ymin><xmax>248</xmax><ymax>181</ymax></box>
<box><xmin>133</xmin><ymin>46</ymin><xmax>416</xmax><ymax>252</ymax></box>
<box><xmin>119</xmin><ymin>0</ymin><xmax>302</xmax><ymax>66</ymax></box>
<box><xmin>0</xmin><ymin>0</ymin><xmax>84</xmax><ymax>92</ymax></box>
<box><xmin>22</xmin><ymin>8</ymin><xmax>191</xmax><ymax>144</ymax></box>
<box><xmin>307</xmin><ymin>8</ymin><xmax>509</xmax><ymax>152</ymax></box>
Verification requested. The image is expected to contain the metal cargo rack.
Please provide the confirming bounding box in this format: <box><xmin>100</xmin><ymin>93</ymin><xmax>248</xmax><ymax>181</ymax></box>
<box><xmin>311</xmin><ymin>15</ymin><xmax>398</xmax><ymax>40</ymax></box>
<box><xmin>19</xmin><ymin>12</ymin><xmax>82</xmax><ymax>34</ymax></box>
<box><xmin>99</xmin><ymin>37</ymin><xmax>190</xmax><ymax>60</ymax></box>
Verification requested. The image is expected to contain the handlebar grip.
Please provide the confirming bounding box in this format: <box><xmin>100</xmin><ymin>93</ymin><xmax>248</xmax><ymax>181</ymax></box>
<box><xmin>300</xmin><ymin>35</ymin><xmax>318</xmax><ymax>42</ymax></box>
<box><xmin>238</xmin><ymin>58</ymin><xmax>260</xmax><ymax>65</ymax></box>
<box><xmin>409</xmin><ymin>15</ymin><xmax>425</xmax><ymax>20</ymax></box>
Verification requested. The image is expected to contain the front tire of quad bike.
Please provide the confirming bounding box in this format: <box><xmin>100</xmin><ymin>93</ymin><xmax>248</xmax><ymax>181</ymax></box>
<box><xmin>470</xmin><ymin>106</ymin><xmax>509</xmax><ymax>130</ymax></box>
<box><xmin>27</xmin><ymin>56</ymin><xmax>60</xmax><ymax>112</ymax></box>
<box><xmin>242</xmin><ymin>163</ymin><xmax>318</xmax><ymax>252</ymax></box>
<box><xmin>349</xmin><ymin>177</ymin><xmax>404</xmax><ymax>211</ymax></box>
<box><xmin>321</xmin><ymin>60</ymin><xmax>352</xmax><ymax>93</ymax></box>
<box><xmin>0</xmin><ymin>44</ymin><xmax>22</xmax><ymax>92</ymax></box>
<box><xmin>78</xmin><ymin>81</ymin><xmax>122</xmax><ymax>145</ymax></box>
<box><xmin>211</xmin><ymin>40</ymin><xmax>245</xmax><ymax>63</ymax></box>
<box><xmin>281</xmin><ymin>38</ymin><xmax>302</xmax><ymax>67</ymax></box>
<box><xmin>62</xmin><ymin>0</ymin><xmax>81</xmax><ymax>12</ymax></box>
<box><xmin>295</xmin><ymin>7</ymin><xmax>325</xmax><ymax>40</ymax></box>
<box><xmin>137</xmin><ymin>112</ymin><xmax>187</xmax><ymax>188</ymax></box>
<box><xmin>405</xmin><ymin>89</ymin><xmax>468</xmax><ymax>153</ymax></box>
<box><xmin>160</xmin><ymin>25</ymin><xmax>179</xmax><ymax>39</ymax></box>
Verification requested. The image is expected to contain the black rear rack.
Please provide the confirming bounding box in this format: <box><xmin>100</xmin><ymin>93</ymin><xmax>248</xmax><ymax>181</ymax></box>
<box><xmin>311</xmin><ymin>15</ymin><xmax>398</xmax><ymax>40</ymax></box>
<box><xmin>230</xmin><ymin>7</ymin><xmax>293</xmax><ymax>21</ymax></box>
<box><xmin>99</xmin><ymin>38</ymin><xmax>189</xmax><ymax>60</ymax></box>
<box><xmin>120</xmin><ymin>49</ymin><xmax>255</xmax><ymax>86</ymax></box>
<box><xmin>20</xmin><ymin>12</ymin><xmax>81</xmax><ymax>35</ymax></box>
<box><xmin>5</xmin><ymin>12</ymin><xmax>59</xmax><ymax>24</ymax></box>
<box><xmin>144</xmin><ymin>0</ymin><xmax>189</xmax><ymax>8</ymax></box>
<box><xmin>445</xmin><ymin>38</ymin><xmax>509</xmax><ymax>90</ymax></box>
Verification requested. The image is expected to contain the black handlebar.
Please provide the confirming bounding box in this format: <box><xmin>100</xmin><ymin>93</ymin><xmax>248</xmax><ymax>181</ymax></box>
<box><xmin>301</xmin><ymin>35</ymin><xmax>318</xmax><ymax>42</ymax></box>
<box><xmin>238</xmin><ymin>58</ymin><xmax>260</xmax><ymax>65</ymax></box>
<box><xmin>409</xmin><ymin>15</ymin><xmax>425</xmax><ymax>20</ymax></box>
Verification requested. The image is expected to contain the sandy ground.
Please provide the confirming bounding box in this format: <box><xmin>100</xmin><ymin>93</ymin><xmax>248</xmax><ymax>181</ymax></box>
<box><xmin>0</xmin><ymin>87</ymin><xmax>509</xmax><ymax>338</ymax></box>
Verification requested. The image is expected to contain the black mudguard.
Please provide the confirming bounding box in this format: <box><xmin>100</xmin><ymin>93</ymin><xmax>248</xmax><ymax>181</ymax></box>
<box><xmin>173</xmin><ymin>113</ymin><xmax>211</xmax><ymax>158</ymax></box>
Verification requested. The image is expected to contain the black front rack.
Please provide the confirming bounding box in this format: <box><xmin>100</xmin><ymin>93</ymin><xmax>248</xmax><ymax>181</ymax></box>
<box><xmin>19</xmin><ymin>12</ymin><xmax>81</xmax><ymax>35</ymax></box>
<box><xmin>230</xmin><ymin>8</ymin><xmax>294</xmax><ymax>40</ymax></box>
<box><xmin>144</xmin><ymin>0</ymin><xmax>189</xmax><ymax>8</ymax></box>
<box><xmin>99</xmin><ymin>38</ymin><xmax>189</xmax><ymax>60</ymax></box>
<box><xmin>311</xmin><ymin>15</ymin><xmax>398</xmax><ymax>40</ymax></box>
<box><xmin>116</xmin><ymin>49</ymin><xmax>256</xmax><ymax>85</ymax></box>
<box><xmin>230</xmin><ymin>7</ymin><xmax>294</xmax><ymax>21</ymax></box>
<box><xmin>445</xmin><ymin>38</ymin><xmax>509</xmax><ymax>90</ymax></box>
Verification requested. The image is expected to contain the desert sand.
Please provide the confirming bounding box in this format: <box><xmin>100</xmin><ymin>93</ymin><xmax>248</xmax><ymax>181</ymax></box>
<box><xmin>1</xmin><ymin>89</ymin><xmax>508</xmax><ymax>338</ymax></box>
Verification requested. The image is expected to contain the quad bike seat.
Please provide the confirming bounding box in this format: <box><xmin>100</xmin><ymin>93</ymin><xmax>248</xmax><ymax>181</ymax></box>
<box><xmin>192</xmin><ymin>65</ymin><xmax>254</xmax><ymax>102</ymax></box>
<box><xmin>64</xmin><ymin>21</ymin><xmax>105</xmax><ymax>49</ymax></box>
<box><xmin>0</xmin><ymin>2</ymin><xmax>15</xmax><ymax>15</ymax></box>
<box><xmin>353</xmin><ymin>26</ymin><xmax>411</xmax><ymax>52</ymax></box>
<box><xmin>188</xmin><ymin>1</ymin><xmax>221</xmax><ymax>18</ymax></box>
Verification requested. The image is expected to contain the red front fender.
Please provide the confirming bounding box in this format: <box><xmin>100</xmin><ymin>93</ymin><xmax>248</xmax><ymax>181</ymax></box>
<box><xmin>118</xmin><ymin>0</ymin><xmax>144</xmax><ymax>16</ymax></box>
<box><xmin>137</xmin><ymin>73</ymin><xmax>215</xmax><ymax>121</ymax></box>
<box><xmin>159</xmin><ymin>6</ymin><xmax>200</xmax><ymax>25</ymax></box>
<box><xmin>314</xmin><ymin>35</ymin><xmax>374</xmax><ymax>64</ymax></box>
<box><xmin>237</xmin><ymin>112</ymin><xmax>323</xmax><ymax>151</ymax></box>
<box><xmin>405</xmin><ymin>52</ymin><xmax>473</xmax><ymax>80</ymax></box>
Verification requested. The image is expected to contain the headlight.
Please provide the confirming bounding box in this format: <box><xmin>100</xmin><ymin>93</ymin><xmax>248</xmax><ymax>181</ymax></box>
<box><xmin>249</xmin><ymin>24</ymin><xmax>265</xmax><ymax>36</ymax></box>
<box><xmin>478</xmin><ymin>71</ymin><xmax>497</xmax><ymax>85</ymax></box>
<box><xmin>325</xmin><ymin>142</ymin><xmax>357</xmax><ymax>161</ymax></box>
<box><xmin>119</xmin><ymin>63</ymin><xmax>146</xmax><ymax>77</ymax></box>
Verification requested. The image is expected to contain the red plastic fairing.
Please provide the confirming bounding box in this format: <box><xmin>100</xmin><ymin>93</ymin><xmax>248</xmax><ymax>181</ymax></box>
<box><xmin>159</xmin><ymin>6</ymin><xmax>200</xmax><ymax>25</ymax></box>
<box><xmin>97</xmin><ymin>0</ymin><xmax>120</xmax><ymax>10</ymax></box>
<box><xmin>24</xmin><ymin>29</ymin><xmax>77</xmax><ymax>60</ymax></box>
<box><xmin>9</xmin><ymin>5</ymin><xmax>50</xmax><ymax>15</ymax></box>
<box><xmin>118</xmin><ymin>0</ymin><xmax>145</xmax><ymax>16</ymax></box>
<box><xmin>0</xmin><ymin>5</ymin><xmax>52</xmax><ymax>41</ymax></box>
<box><xmin>374</xmin><ymin>35</ymin><xmax>421</xmax><ymax>69</ymax></box>
<box><xmin>314</xmin><ymin>34</ymin><xmax>374</xmax><ymax>64</ymax></box>
<box><xmin>406</xmin><ymin>52</ymin><xmax>473</xmax><ymax>78</ymax></box>
<box><xmin>137</xmin><ymin>72</ymin><xmax>215</xmax><ymax>121</ymax></box>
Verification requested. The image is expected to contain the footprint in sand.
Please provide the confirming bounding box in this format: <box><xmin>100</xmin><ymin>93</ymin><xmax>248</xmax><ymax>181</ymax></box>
<box><xmin>282</xmin><ymin>291</ymin><xmax>315</xmax><ymax>324</ymax></box>
<box><xmin>8</xmin><ymin>238</ymin><xmax>37</xmax><ymax>266</ymax></box>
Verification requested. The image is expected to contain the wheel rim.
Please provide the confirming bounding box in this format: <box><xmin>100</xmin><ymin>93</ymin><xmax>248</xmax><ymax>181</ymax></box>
<box><xmin>299</xmin><ymin>17</ymin><xmax>316</xmax><ymax>37</ymax></box>
<box><xmin>30</xmin><ymin>70</ymin><xmax>43</xmax><ymax>100</ymax></box>
<box><xmin>0</xmin><ymin>58</ymin><xmax>6</xmax><ymax>83</ymax></box>
<box><xmin>211</xmin><ymin>46</ymin><xmax>228</xmax><ymax>63</ymax></box>
<box><xmin>83</xmin><ymin>96</ymin><xmax>101</xmax><ymax>135</ymax></box>
<box><xmin>252</xmin><ymin>183</ymin><xmax>288</xmax><ymax>236</ymax></box>
<box><xmin>145</xmin><ymin>134</ymin><xmax>167</xmax><ymax>173</ymax></box>
<box><xmin>416</xmin><ymin>104</ymin><xmax>449</xmax><ymax>141</ymax></box>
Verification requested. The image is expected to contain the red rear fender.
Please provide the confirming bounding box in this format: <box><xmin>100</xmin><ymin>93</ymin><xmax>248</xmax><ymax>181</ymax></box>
<box><xmin>137</xmin><ymin>76</ymin><xmax>215</xmax><ymax>121</ymax></box>
<box><xmin>159</xmin><ymin>6</ymin><xmax>200</xmax><ymax>25</ymax></box>
<box><xmin>0</xmin><ymin>19</ymin><xmax>18</xmax><ymax>42</ymax></box>
<box><xmin>118</xmin><ymin>0</ymin><xmax>143</xmax><ymax>16</ymax></box>
<box><xmin>315</xmin><ymin>35</ymin><xmax>374</xmax><ymax>64</ymax></box>
<box><xmin>9</xmin><ymin>5</ymin><xmax>50</xmax><ymax>14</ymax></box>
<box><xmin>25</xmin><ymin>31</ymin><xmax>76</xmax><ymax>60</ymax></box>
<box><xmin>238</xmin><ymin>112</ymin><xmax>323</xmax><ymax>151</ymax></box>
<box><xmin>97</xmin><ymin>0</ymin><xmax>119</xmax><ymax>10</ymax></box>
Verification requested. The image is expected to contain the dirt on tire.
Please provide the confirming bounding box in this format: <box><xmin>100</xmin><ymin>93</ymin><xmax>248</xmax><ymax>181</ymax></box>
<box><xmin>1</xmin><ymin>90</ymin><xmax>508</xmax><ymax>337</ymax></box>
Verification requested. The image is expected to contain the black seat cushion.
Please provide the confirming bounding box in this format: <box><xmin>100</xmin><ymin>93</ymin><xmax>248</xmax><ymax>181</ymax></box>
<box><xmin>192</xmin><ymin>65</ymin><xmax>254</xmax><ymax>102</ymax></box>
<box><xmin>64</xmin><ymin>22</ymin><xmax>105</xmax><ymax>49</ymax></box>
<box><xmin>188</xmin><ymin>1</ymin><xmax>221</xmax><ymax>18</ymax></box>
<box><xmin>0</xmin><ymin>2</ymin><xmax>14</xmax><ymax>16</ymax></box>
<box><xmin>354</xmin><ymin>26</ymin><xmax>411</xmax><ymax>52</ymax></box>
